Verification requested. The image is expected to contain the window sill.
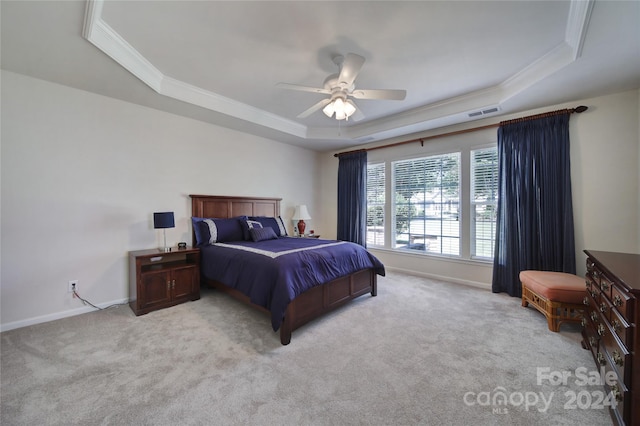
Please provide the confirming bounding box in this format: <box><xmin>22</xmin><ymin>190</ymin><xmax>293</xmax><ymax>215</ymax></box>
<box><xmin>367</xmin><ymin>246</ymin><xmax>493</xmax><ymax>267</ymax></box>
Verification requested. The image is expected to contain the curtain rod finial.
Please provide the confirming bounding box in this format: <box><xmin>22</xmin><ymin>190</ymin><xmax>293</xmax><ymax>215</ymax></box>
<box><xmin>574</xmin><ymin>105</ymin><xmax>588</xmax><ymax>113</ymax></box>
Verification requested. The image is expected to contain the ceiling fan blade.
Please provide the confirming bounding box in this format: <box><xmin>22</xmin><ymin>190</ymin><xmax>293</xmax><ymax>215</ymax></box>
<box><xmin>276</xmin><ymin>82</ymin><xmax>331</xmax><ymax>95</ymax></box>
<box><xmin>297</xmin><ymin>98</ymin><xmax>332</xmax><ymax>118</ymax></box>
<box><xmin>350</xmin><ymin>89</ymin><xmax>407</xmax><ymax>101</ymax></box>
<box><xmin>338</xmin><ymin>53</ymin><xmax>365</xmax><ymax>87</ymax></box>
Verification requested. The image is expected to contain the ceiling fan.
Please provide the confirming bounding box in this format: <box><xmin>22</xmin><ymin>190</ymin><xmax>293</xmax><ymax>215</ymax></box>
<box><xmin>277</xmin><ymin>53</ymin><xmax>407</xmax><ymax>121</ymax></box>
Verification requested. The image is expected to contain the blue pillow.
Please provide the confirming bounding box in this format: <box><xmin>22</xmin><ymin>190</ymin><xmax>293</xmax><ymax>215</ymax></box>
<box><xmin>249</xmin><ymin>226</ymin><xmax>279</xmax><ymax>242</ymax></box>
<box><xmin>241</xmin><ymin>219</ymin><xmax>263</xmax><ymax>240</ymax></box>
<box><xmin>192</xmin><ymin>216</ymin><xmax>246</xmax><ymax>245</ymax></box>
<box><xmin>247</xmin><ymin>216</ymin><xmax>288</xmax><ymax>237</ymax></box>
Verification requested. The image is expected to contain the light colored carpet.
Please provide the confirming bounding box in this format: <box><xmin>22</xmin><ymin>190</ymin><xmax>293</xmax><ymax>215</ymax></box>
<box><xmin>1</xmin><ymin>271</ymin><xmax>611</xmax><ymax>425</ymax></box>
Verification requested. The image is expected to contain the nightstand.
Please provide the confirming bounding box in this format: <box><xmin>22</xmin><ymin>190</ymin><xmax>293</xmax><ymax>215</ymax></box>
<box><xmin>129</xmin><ymin>247</ymin><xmax>200</xmax><ymax>316</ymax></box>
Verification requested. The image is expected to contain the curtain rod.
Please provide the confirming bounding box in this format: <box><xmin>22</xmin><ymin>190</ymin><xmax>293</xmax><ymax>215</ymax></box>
<box><xmin>333</xmin><ymin>105</ymin><xmax>588</xmax><ymax>158</ymax></box>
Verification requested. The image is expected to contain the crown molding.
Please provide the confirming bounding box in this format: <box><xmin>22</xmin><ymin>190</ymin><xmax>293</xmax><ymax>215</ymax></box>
<box><xmin>82</xmin><ymin>0</ymin><xmax>593</xmax><ymax>143</ymax></box>
<box><xmin>566</xmin><ymin>0</ymin><xmax>595</xmax><ymax>59</ymax></box>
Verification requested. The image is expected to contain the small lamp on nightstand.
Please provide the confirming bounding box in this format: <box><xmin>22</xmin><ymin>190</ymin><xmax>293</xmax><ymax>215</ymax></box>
<box><xmin>293</xmin><ymin>205</ymin><xmax>311</xmax><ymax>237</ymax></box>
<box><xmin>153</xmin><ymin>212</ymin><xmax>175</xmax><ymax>252</ymax></box>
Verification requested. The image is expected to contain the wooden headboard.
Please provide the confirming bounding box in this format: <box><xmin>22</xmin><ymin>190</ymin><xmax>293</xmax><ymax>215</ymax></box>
<box><xmin>189</xmin><ymin>195</ymin><xmax>281</xmax><ymax>246</ymax></box>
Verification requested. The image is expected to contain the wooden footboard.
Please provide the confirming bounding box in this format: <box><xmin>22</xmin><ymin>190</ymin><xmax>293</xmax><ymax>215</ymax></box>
<box><xmin>203</xmin><ymin>268</ymin><xmax>377</xmax><ymax>345</ymax></box>
<box><xmin>279</xmin><ymin>268</ymin><xmax>377</xmax><ymax>345</ymax></box>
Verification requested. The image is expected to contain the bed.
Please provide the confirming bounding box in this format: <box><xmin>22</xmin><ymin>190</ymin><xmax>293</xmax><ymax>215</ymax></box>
<box><xmin>190</xmin><ymin>194</ymin><xmax>385</xmax><ymax>345</ymax></box>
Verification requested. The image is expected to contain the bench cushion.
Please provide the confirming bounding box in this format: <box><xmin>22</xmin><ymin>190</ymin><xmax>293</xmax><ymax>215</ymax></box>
<box><xmin>519</xmin><ymin>271</ymin><xmax>585</xmax><ymax>304</ymax></box>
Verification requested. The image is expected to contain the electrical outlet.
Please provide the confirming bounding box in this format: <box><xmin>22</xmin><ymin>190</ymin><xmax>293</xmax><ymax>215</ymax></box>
<box><xmin>68</xmin><ymin>280</ymin><xmax>78</xmax><ymax>293</ymax></box>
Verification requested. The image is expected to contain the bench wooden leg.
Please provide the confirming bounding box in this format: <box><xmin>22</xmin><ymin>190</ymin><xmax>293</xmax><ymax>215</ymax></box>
<box><xmin>521</xmin><ymin>283</ymin><xmax>584</xmax><ymax>332</ymax></box>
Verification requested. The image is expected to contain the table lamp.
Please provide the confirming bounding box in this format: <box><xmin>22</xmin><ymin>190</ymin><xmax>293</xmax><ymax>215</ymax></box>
<box><xmin>293</xmin><ymin>205</ymin><xmax>311</xmax><ymax>236</ymax></box>
<box><xmin>154</xmin><ymin>212</ymin><xmax>175</xmax><ymax>252</ymax></box>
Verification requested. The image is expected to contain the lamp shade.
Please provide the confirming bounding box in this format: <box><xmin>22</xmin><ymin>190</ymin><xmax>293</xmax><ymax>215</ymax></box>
<box><xmin>293</xmin><ymin>205</ymin><xmax>311</xmax><ymax>220</ymax></box>
<box><xmin>153</xmin><ymin>212</ymin><xmax>175</xmax><ymax>229</ymax></box>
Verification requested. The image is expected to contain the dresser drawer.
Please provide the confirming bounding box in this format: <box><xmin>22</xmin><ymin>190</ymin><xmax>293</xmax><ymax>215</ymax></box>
<box><xmin>585</xmin><ymin>275</ymin><xmax>600</xmax><ymax>303</ymax></box>
<box><xmin>601</xmin><ymin>357</ymin><xmax>630</xmax><ymax>426</ymax></box>
<box><xmin>601</xmin><ymin>317</ymin><xmax>632</xmax><ymax>384</ymax></box>
<box><xmin>611</xmin><ymin>285</ymin><xmax>634</xmax><ymax>320</ymax></box>
<box><xmin>598</xmin><ymin>271</ymin><xmax>614</xmax><ymax>300</ymax></box>
<box><xmin>609</xmin><ymin>306</ymin><xmax>633</xmax><ymax>349</ymax></box>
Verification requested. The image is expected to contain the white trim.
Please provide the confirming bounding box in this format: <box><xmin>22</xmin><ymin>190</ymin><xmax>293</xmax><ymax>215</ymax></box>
<box><xmin>0</xmin><ymin>298</ymin><xmax>130</xmax><ymax>332</ymax></box>
<box><xmin>81</xmin><ymin>0</ymin><xmax>594</xmax><ymax>143</ymax></box>
<box><xmin>385</xmin><ymin>266</ymin><xmax>491</xmax><ymax>291</ymax></box>
<box><xmin>566</xmin><ymin>0</ymin><xmax>595</xmax><ymax>60</ymax></box>
<box><xmin>214</xmin><ymin>240</ymin><xmax>346</xmax><ymax>258</ymax></box>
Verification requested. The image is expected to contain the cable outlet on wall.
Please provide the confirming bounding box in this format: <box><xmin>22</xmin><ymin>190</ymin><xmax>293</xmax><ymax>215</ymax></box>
<box><xmin>68</xmin><ymin>280</ymin><xmax>78</xmax><ymax>293</ymax></box>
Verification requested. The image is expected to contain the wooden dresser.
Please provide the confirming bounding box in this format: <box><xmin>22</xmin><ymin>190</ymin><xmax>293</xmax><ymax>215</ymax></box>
<box><xmin>582</xmin><ymin>250</ymin><xmax>639</xmax><ymax>426</ymax></box>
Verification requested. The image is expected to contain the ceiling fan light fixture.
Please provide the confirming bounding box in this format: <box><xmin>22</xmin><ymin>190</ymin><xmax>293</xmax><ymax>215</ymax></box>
<box><xmin>323</xmin><ymin>97</ymin><xmax>356</xmax><ymax>121</ymax></box>
<box><xmin>322</xmin><ymin>101</ymin><xmax>335</xmax><ymax>118</ymax></box>
<box><xmin>344</xmin><ymin>100</ymin><xmax>357</xmax><ymax>117</ymax></box>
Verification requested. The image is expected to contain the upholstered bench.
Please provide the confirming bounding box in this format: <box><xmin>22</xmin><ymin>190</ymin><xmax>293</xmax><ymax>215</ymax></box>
<box><xmin>520</xmin><ymin>270</ymin><xmax>586</xmax><ymax>332</ymax></box>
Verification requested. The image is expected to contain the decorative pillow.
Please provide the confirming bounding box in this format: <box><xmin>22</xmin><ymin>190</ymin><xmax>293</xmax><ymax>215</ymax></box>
<box><xmin>241</xmin><ymin>219</ymin><xmax>263</xmax><ymax>240</ymax></box>
<box><xmin>192</xmin><ymin>216</ymin><xmax>246</xmax><ymax>246</ymax></box>
<box><xmin>247</xmin><ymin>216</ymin><xmax>288</xmax><ymax>237</ymax></box>
<box><xmin>249</xmin><ymin>226</ymin><xmax>279</xmax><ymax>242</ymax></box>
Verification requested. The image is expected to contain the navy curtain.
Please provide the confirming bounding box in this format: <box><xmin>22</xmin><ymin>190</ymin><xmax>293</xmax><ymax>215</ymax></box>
<box><xmin>337</xmin><ymin>151</ymin><xmax>367</xmax><ymax>246</ymax></box>
<box><xmin>492</xmin><ymin>112</ymin><xmax>576</xmax><ymax>297</ymax></box>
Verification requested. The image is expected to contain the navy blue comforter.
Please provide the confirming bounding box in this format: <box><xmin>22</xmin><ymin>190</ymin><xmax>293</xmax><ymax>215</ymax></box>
<box><xmin>200</xmin><ymin>237</ymin><xmax>385</xmax><ymax>331</ymax></box>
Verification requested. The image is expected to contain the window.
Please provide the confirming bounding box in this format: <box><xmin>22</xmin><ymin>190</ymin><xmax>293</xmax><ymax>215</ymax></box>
<box><xmin>366</xmin><ymin>163</ymin><xmax>385</xmax><ymax>246</ymax></box>
<box><xmin>392</xmin><ymin>153</ymin><xmax>460</xmax><ymax>256</ymax></box>
<box><xmin>471</xmin><ymin>147</ymin><xmax>498</xmax><ymax>258</ymax></box>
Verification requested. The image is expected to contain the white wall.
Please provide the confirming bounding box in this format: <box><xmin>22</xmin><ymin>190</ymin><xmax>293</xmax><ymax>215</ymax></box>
<box><xmin>317</xmin><ymin>89</ymin><xmax>640</xmax><ymax>286</ymax></box>
<box><xmin>1</xmin><ymin>71</ymin><xmax>319</xmax><ymax>330</ymax></box>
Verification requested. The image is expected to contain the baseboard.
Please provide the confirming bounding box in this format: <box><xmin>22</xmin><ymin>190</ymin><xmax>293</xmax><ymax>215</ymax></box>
<box><xmin>385</xmin><ymin>266</ymin><xmax>492</xmax><ymax>291</ymax></box>
<box><xmin>0</xmin><ymin>298</ymin><xmax>130</xmax><ymax>332</ymax></box>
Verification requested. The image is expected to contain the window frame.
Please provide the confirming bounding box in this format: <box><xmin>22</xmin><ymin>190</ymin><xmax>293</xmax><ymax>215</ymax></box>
<box><xmin>470</xmin><ymin>146</ymin><xmax>499</xmax><ymax>260</ymax></box>
<box><xmin>366</xmin><ymin>162</ymin><xmax>386</xmax><ymax>248</ymax></box>
<box><xmin>391</xmin><ymin>152</ymin><xmax>461</xmax><ymax>257</ymax></box>
<box><xmin>365</xmin><ymin>140</ymin><xmax>497</xmax><ymax>264</ymax></box>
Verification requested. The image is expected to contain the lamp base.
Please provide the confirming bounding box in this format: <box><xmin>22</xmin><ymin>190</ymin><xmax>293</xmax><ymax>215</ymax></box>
<box><xmin>297</xmin><ymin>220</ymin><xmax>306</xmax><ymax>236</ymax></box>
<box><xmin>160</xmin><ymin>229</ymin><xmax>171</xmax><ymax>252</ymax></box>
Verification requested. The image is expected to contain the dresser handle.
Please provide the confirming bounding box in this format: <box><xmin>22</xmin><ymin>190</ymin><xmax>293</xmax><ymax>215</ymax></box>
<box><xmin>167</xmin><ymin>281</ymin><xmax>171</xmax><ymax>290</ymax></box>
<box><xmin>611</xmin><ymin>384</ymin><xmax>623</xmax><ymax>402</ymax></box>
<box><xmin>612</xmin><ymin>350</ymin><xmax>624</xmax><ymax>367</ymax></box>
<box><xmin>612</xmin><ymin>319</ymin><xmax>621</xmax><ymax>332</ymax></box>
<box><xmin>596</xmin><ymin>352</ymin><xmax>606</xmax><ymax>366</ymax></box>
<box><xmin>613</xmin><ymin>295</ymin><xmax>622</xmax><ymax>307</ymax></box>
<box><xmin>601</xmin><ymin>281</ymin><xmax>609</xmax><ymax>292</ymax></box>
<box><xmin>597</xmin><ymin>324</ymin><xmax>606</xmax><ymax>336</ymax></box>
<box><xmin>589</xmin><ymin>336</ymin><xmax>597</xmax><ymax>347</ymax></box>
<box><xmin>599</xmin><ymin>303</ymin><xmax>607</xmax><ymax>313</ymax></box>
<box><xmin>590</xmin><ymin>311</ymin><xmax>599</xmax><ymax>322</ymax></box>
<box><xmin>583</xmin><ymin>297</ymin><xmax>589</xmax><ymax>306</ymax></box>
<box><xmin>172</xmin><ymin>279</ymin><xmax>175</xmax><ymax>289</ymax></box>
